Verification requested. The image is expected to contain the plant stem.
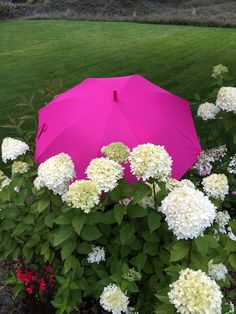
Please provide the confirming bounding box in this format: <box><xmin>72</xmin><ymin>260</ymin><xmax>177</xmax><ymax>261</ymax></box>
<box><xmin>152</xmin><ymin>182</ymin><xmax>157</xmax><ymax>211</ymax></box>
<box><xmin>187</xmin><ymin>240</ymin><xmax>192</xmax><ymax>265</ymax></box>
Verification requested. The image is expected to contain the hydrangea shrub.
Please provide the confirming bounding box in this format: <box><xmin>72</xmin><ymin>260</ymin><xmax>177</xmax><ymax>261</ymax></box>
<box><xmin>0</xmin><ymin>70</ymin><xmax>235</xmax><ymax>314</ymax></box>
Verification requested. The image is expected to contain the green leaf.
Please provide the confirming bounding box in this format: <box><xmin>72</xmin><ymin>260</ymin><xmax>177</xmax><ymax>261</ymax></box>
<box><xmin>128</xmin><ymin>204</ymin><xmax>148</xmax><ymax>218</ymax></box>
<box><xmin>120</xmin><ymin>224</ymin><xmax>135</xmax><ymax>245</ymax></box>
<box><xmin>37</xmin><ymin>199</ymin><xmax>50</xmax><ymax>213</ymax></box>
<box><xmin>81</xmin><ymin>225</ymin><xmax>102</xmax><ymax>241</ymax></box>
<box><xmin>170</xmin><ymin>241</ymin><xmax>189</xmax><ymax>262</ymax></box>
<box><xmin>113</xmin><ymin>204</ymin><xmax>126</xmax><ymax>225</ymax></box>
<box><xmin>72</xmin><ymin>214</ymin><xmax>87</xmax><ymax>235</ymax></box>
<box><xmin>53</xmin><ymin>226</ymin><xmax>75</xmax><ymax>246</ymax></box>
<box><xmin>229</xmin><ymin>254</ymin><xmax>236</xmax><ymax>270</ymax></box>
<box><xmin>54</xmin><ymin>215</ymin><xmax>71</xmax><ymax>225</ymax></box>
<box><xmin>61</xmin><ymin>241</ymin><xmax>76</xmax><ymax>261</ymax></box>
<box><xmin>132</xmin><ymin>182</ymin><xmax>152</xmax><ymax>204</ymax></box>
<box><xmin>133</xmin><ymin>252</ymin><xmax>147</xmax><ymax>271</ymax></box>
<box><xmin>195</xmin><ymin>235</ymin><xmax>219</xmax><ymax>254</ymax></box>
<box><xmin>148</xmin><ymin>211</ymin><xmax>161</xmax><ymax>233</ymax></box>
<box><xmin>45</xmin><ymin>212</ymin><xmax>55</xmax><ymax>228</ymax></box>
<box><xmin>229</xmin><ymin>220</ymin><xmax>236</xmax><ymax>234</ymax></box>
<box><xmin>77</xmin><ymin>242</ymin><xmax>91</xmax><ymax>254</ymax></box>
<box><xmin>13</xmin><ymin>223</ymin><xmax>28</xmax><ymax>236</ymax></box>
<box><xmin>154</xmin><ymin>303</ymin><xmax>175</xmax><ymax>314</ymax></box>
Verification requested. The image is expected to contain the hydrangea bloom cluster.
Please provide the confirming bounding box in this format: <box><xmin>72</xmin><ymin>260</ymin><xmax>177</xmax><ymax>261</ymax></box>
<box><xmin>202</xmin><ymin>174</ymin><xmax>229</xmax><ymax>201</ymax></box>
<box><xmin>12</xmin><ymin>161</ymin><xmax>29</xmax><ymax>174</ymax></box>
<box><xmin>123</xmin><ymin>268</ymin><xmax>142</xmax><ymax>282</ymax></box>
<box><xmin>166</xmin><ymin>178</ymin><xmax>195</xmax><ymax>191</ymax></box>
<box><xmin>194</xmin><ymin>145</ymin><xmax>227</xmax><ymax>176</ymax></box>
<box><xmin>160</xmin><ymin>186</ymin><xmax>216</xmax><ymax>239</ymax></box>
<box><xmin>100</xmin><ymin>284</ymin><xmax>129</xmax><ymax>314</ymax></box>
<box><xmin>215</xmin><ymin>211</ymin><xmax>231</xmax><ymax>234</ymax></box>
<box><xmin>208</xmin><ymin>260</ymin><xmax>228</xmax><ymax>281</ymax></box>
<box><xmin>1</xmin><ymin>137</ymin><xmax>29</xmax><ymax>163</ymax></box>
<box><xmin>168</xmin><ymin>268</ymin><xmax>223</xmax><ymax>314</ymax></box>
<box><xmin>216</xmin><ymin>87</ymin><xmax>236</xmax><ymax>113</ymax></box>
<box><xmin>129</xmin><ymin>143</ymin><xmax>172</xmax><ymax>182</ymax></box>
<box><xmin>87</xmin><ymin>246</ymin><xmax>105</xmax><ymax>264</ymax></box>
<box><xmin>101</xmin><ymin>142</ymin><xmax>130</xmax><ymax>163</ymax></box>
<box><xmin>86</xmin><ymin>157</ymin><xmax>124</xmax><ymax>192</ymax></box>
<box><xmin>0</xmin><ymin>170</ymin><xmax>11</xmax><ymax>191</ymax></box>
<box><xmin>211</xmin><ymin>64</ymin><xmax>228</xmax><ymax>79</ymax></box>
<box><xmin>34</xmin><ymin>153</ymin><xmax>75</xmax><ymax>195</ymax></box>
<box><xmin>227</xmin><ymin>154</ymin><xmax>236</xmax><ymax>174</ymax></box>
<box><xmin>62</xmin><ymin>180</ymin><xmax>100</xmax><ymax>213</ymax></box>
<box><xmin>197</xmin><ymin>102</ymin><xmax>219</xmax><ymax>121</ymax></box>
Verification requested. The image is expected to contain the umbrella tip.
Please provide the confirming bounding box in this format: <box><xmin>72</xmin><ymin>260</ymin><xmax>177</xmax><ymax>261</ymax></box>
<box><xmin>113</xmin><ymin>90</ymin><xmax>118</xmax><ymax>101</ymax></box>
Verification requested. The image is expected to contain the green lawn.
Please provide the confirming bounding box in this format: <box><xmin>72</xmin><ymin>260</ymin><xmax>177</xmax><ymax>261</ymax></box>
<box><xmin>1</xmin><ymin>20</ymin><xmax>236</xmax><ymax>130</ymax></box>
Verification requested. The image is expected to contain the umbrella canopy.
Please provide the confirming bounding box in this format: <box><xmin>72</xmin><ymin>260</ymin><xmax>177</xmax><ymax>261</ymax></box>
<box><xmin>35</xmin><ymin>75</ymin><xmax>201</xmax><ymax>180</ymax></box>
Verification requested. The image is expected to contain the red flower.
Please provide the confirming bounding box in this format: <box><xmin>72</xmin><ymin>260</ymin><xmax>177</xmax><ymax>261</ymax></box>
<box><xmin>44</xmin><ymin>265</ymin><xmax>53</xmax><ymax>273</ymax></box>
<box><xmin>38</xmin><ymin>278</ymin><xmax>47</xmax><ymax>291</ymax></box>
<box><xmin>26</xmin><ymin>286</ymin><xmax>34</xmax><ymax>295</ymax></box>
<box><xmin>16</xmin><ymin>269</ymin><xmax>23</xmax><ymax>281</ymax></box>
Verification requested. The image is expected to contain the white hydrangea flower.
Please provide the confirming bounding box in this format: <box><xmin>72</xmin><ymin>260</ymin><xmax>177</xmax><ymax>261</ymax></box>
<box><xmin>216</xmin><ymin>87</ymin><xmax>236</xmax><ymax>113</ymax></box>
<box><xmin>129</xmin><ymin>143</ymin><xmax>172</xmax><ymax>182</ymax></box>
<box><xmin>215</xmin><ymin>211</ymin><xmax>231</xmax><ymax>234</ymax></box>
<box><xmin>62</xmin><ymin>180</ymin><xmax>100</xmax><ymax>213</ymax></box>
<box><xmin>208</xmin><ymin>260</ymin><xmax>228</xmax><ymax>281</ymax></box>
<box><xmin>166</xmin><ymin>178</ymin><xmax>195</xmax><ymax>191</ymax></box>
<box><xmin>212</xmin><ymin>64</ymin><xmax>228</xmax><ymax>79</ymax></box>
<box><xmin>197</xmin><ymin>102</ymin><xmax>219</xmax><ymax>121</ymax></box>
<box><xmin>100</xmin><ymin>284</ymin><xmax>129</xmax><ymax>314</ymax></box>
<box><xmin>0</xmin><ymin>170</ymin><xmax>11</xmax><ymax>191</ymax></box>
<box><xmin>227</xmin><ymin>154</ymin><xmax>236</xmax><ymax>174</ymax></box>
<box><xmin>86</xmin><ymin>157</ymin><xmax>124</xmax><ymax>192</ymax></box>
<box><xmin>34</xmin><ymin>153</ymin><xmax>75</xmax><ymax>195</ymax></box>
<box><xmin>160</xmin><ymin>186</ymin><xmax>216</xmax><ymax>239</ymax></box>
<box><xmin>126</xmin><ymin>307</ymin><xmax>139</xmax><ymax>314</ymax></box>
<box><xmin>1</xmin><ymin>137</ymin><xmax>29</xmax><ymax>163</ymax></box>
<box><xmin>168</xmin><ymin>268</ymin><xmax>223</xmax><ymax>314</ymax></box>
<box><xmin>87</xmin><ymin>245</ymin><xmax>105</xmax><ymax>264</ymax></box>
<box><xmin>202</xmin><ymin>174</ymin><xmax>229</xmax><ymax>201</ymax></box>
<box><xmin>12</xmin><ymin>161</ymin><xmax>29</xmax><ymax>175</ymax></box>
<box><xmin>101</xmin><ymin>142</ymin><xmax>130</xmax><ymax>163</ymax></box>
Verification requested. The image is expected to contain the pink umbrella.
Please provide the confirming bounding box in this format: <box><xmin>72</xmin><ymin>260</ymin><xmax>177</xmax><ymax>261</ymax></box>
<box><xmin>35</xmin><ymin>75</ymin><xmax>201</xmax><ymax>180</ymax></box>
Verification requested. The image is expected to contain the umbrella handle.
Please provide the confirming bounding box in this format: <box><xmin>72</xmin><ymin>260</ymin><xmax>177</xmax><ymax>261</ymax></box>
<box><xmin>36</xmin><ymin>123</ymin><xmax>48</xmax><ymax>142</ymax></box>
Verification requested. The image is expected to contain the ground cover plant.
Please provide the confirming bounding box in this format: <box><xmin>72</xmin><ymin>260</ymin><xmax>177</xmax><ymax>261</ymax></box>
<box><xmin>0</xmin><ymin>65</ymin><xmax>235</xmax><ymax>313</ymax></box>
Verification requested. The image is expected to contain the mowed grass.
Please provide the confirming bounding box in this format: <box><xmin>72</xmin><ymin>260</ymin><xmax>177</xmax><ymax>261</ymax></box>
<box><xmin>1</xmin><ymin>20</ymin><xmax>236</xmax><ymax>131</ymax></box>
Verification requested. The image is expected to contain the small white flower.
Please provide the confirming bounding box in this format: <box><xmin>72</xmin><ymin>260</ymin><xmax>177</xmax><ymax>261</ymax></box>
<box><xmin>202</xmin><ymin>173</ymin><xmax>229</xmax><ymax>201</ymax></box>
<box><xmin>227</xmin><ymin>154</ymin><xmax>236</xmax><ymax>174</ymax></box>
<box><xmin>197</xmin><ymin>102</ymin><xmax>219</xmax><ymax>120</ymax></box>
<box><xmin>34</xmin><ymin>153</ymin><xmax>75</xmax><ymax>195</ymax></box>
<box><xmin>129</xmin><ymin>143</ymin><xmax>172</xmax><ymax>182</ymax></box>
<box><xmin>100</xmin><ymin>284</ymin><xmax>129</xmax><ymax>314</ymax></box>
<box><xmin>62</xmin><ymin>180</ymin><xmax>100</xmax><ymax>213</ymax></box>
<box><xmin>168</xmin><ymin>268</ymin><xmax>223</xmax><ymax>314</ymax></box>
<box><xmin>87</xmin><ymin>246</ymin><xmax>105</xmax><ymax>264</ymax></box>
<box><xmin>12</xmin><ymin>161</ymin><xmax>29</xmax><ymax>175</ymax></box>
<box><xmin>208</xmin><ymin>260</ymin><xmax>228</xmax><ymax>281</ymax></box>
<box><xmin>101</xmin><ymin>142</ymin><xmax>130</xmax><ymax>163</ymax></box>
<box><xmin>216</xmin><ymin>87</ymin><xmax>236</xmax><ymax>113</ymax></box>
<box><xmin>1</xmin><ymin>137</ymin><xmax>29</xmax><ymax>163</ymax></box>
<box><xmin>215</xmin><ymin>211</ymin><xmax>231</xmax><ymax>234</ymax></box>
<box><xmin>0</xmin><ymin>170</ymin><xmax>11</xmax><ymax>191</ymax></box>
<box><xmin>86</xmin><ymin>157</ymin><xmax>124</xmax><ymax>192</ymax></box>
<box><xmin>212</xmin><ymin>64</ymin><xmax>228</xmax><ymax>79</ymax></box>
<box><xmin>160</xmin><ymin>186</ymin><xmax>216</xmax><ymax>239</ymax></box>
<box><xmin>166</xmin><ymin>178</ymin><xmax>195</xmax><ymax>191</ymax></box>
